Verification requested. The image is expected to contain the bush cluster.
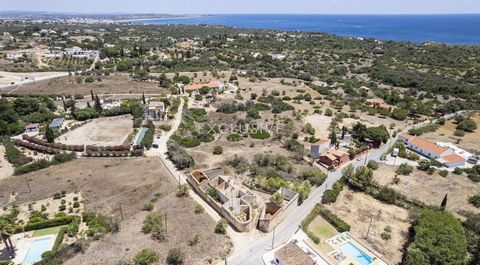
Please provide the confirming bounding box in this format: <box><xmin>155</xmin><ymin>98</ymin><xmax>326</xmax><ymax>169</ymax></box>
<box><xmin>22</xmin><ymin>134</ymin><xmax>84</xmax><ymax>152</ymax></box>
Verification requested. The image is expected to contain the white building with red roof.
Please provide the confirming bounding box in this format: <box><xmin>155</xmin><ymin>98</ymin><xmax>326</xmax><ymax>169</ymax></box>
<box><xmin>398</xmin><ymin>132</ymin><xmax>466</xmax><ymax>168</ymax></box>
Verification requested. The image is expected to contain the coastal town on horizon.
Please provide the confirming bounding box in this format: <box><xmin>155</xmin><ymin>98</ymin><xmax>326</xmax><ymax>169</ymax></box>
<box><xmin>0</xmin><ymin>3</ymin><xmax>480</xmax><ymax>265</ymax></box>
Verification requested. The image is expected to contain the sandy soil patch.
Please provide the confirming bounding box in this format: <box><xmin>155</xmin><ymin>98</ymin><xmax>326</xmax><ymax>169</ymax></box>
<box><xmin>0</xmin><ymin>71</ymin><xmax>67</xmax><ymax>86</ymax></box>
<box><xmin>324</xmin><ymin>188</ymin><xmax>411</xmax><ymax>264</ymax></box>
<box><xmin>0</xmin><ymin>157</ymin><xmax>231</xmax><ymax>264</ymax></box>
<box><xmin>57</xmin><ymin>115</ymin><xmax>133</xmax><ymax>146</ymax></box>
<box><xmin>1</xmin><ymin>75</ymin><xmax>170</xmax><ymax>95</ymax></box>
<box><xmin>374</xmin><ymin>164</ymin><xmax>480</xmax><ymax>216</ymax></box>
<box><xmin>0</xmin><ymin>145</ymin><xmax>14</xmax><ymax>180</ymax></box>
<box><xmin>422</xmin><ymin>112</ymin><xmax>480</xmax><ymax>154</ymax></box>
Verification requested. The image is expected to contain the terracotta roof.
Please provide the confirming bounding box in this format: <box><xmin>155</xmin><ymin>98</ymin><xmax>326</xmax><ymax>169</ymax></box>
<box><xmin>320</xmin><ymin>153</ymin><xmax>337</xmax><ymax>161</ymax></box>
<box><xmin>313</xmin><ymin>139</ymin><xmax>329</xmax><ymax>145</ymax></box>
<box><xmin>328</xmin><ymin>149</ymin><xmax>348</xmax><ymax>158</ymax></box>
<box><xmin>25</xmin><ymin>123</ymin><xmax>39</xmax><ymax>129</ymax></box>
<box><xmin>441</xmin><ymin>154</ymin><xmax>466</xmax><ymax>164</ymax></box>
<box><xmin>409</xmin><ymin>136</ymin><xmax>449</xmax><ymax>156</ymax></box>
<box><xmin>399</xmin><ymin>132</ymin><xmax>414</xmax><ymax>141</ymax></box>
<box><xmin>275</xmin><ymin>243</ymin><xmax>314</xmax><ymax>265</ymax></box>
<box><xmin>185</xmin><ymin>82</ymin><xmax>221</xmax><ymax>90</ymax></box>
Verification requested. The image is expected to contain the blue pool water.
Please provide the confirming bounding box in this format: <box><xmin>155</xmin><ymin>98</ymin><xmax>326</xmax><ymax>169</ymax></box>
<box><xmin>135</xmin><ymin>127</ymin><xmax>148</xmax><ymax>145</ymax></box>
<box><xmin>133</xmin><ymin>14</ymin><xmax>480</xmax><ymax>45</ymax></box>
<box><xmin>339</xmin><ymin>241</ymin><xmax>373</xmax><ymax>265</ymax></box>
<box><xmin>23</xmin><ymin>237</ymin><xmax>55</xmax><ymax>264</ymax></box>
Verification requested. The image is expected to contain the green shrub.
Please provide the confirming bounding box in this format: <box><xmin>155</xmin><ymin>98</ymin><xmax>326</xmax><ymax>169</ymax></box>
<box><xmin>226</xmin><ymin>133</ymin><xmax>241</xmax><ymax>141</ymax></box>
<box><xmin>134</xmin><ymin>249</ymin><xmax>159</xmax><ymax>265</ymax></box>
<box><xmin>439</xmin><ymin>170</ymin><xmax>449</xmax><ymax>178</ymax></box>
<box><xmin>367</xmin><ymin>160</ymin><xmax>379</xmax><ymax>170</ymax></box>
<box><xmin>142</xmin><ymin>212</ymin><xmax>165</xmax><ymax>242</ymax></box>
<box><xmin>66</xmin><ymin>222</ymin><xmax>79</xmax><ymax>237</ymax></box>
<box><xmin>159</xmin><ymin>124</ymin><xmax>172</xmax><ymax>131</ymax></box>
<box><xmin>166</xmin><ymin>248</ymin><xmax>184</xmax><ymax>265</ymax></box>
<box><xmin>140</xmin><ymin>121</ymin><xmax>155</xmax><ymax>150</ymax></box>
<box><xmin>249</xmin><ymin>130</ymin><xmax>271</xmax><ymax>139</ymax></box>
<box><xmin>317</xmin><ymin>205</ymin><xmax>351</xmax><ymax>232</ymax></box>
<box><xmin>321</xmin><ymin>180</ymin><xmax>344</xmax><ymax>204</ymax></box>
<box><xmin>214</xmin><ymin>219</ymin><xmax>227</xmax><ymax>234</ymax></box>
<box><xmin>396</xmin><ymin>163</ymin><xmax>413</xmax><ymax>175</ymax></box>
<box><xmin>469</xmin><ymin>195</ymin><xmax>480</xmax><ymax>208</ymax></box>
<box><xmin>213</xmin><ymin>145</ymin><xmax>223</xmax><ymax>155</ymax></box>
<box><xmin>2</xmin><ymin>137</ymin><xmax>33</xmax><ymax>166</ymax></box>
<box><xmin>24</xmin><ymin>215</ymin><xmax>76</xmax><ymax>231</ymax></box>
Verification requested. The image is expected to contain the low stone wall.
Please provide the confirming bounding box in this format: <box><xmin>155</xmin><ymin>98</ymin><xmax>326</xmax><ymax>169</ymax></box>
<box><xmin>258</xmin><ymin>189</ymin><xmax>299</xmax><ymax>232</ymax></box>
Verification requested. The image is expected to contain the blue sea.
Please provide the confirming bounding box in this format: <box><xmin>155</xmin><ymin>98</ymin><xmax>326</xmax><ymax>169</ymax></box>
<box><xmin>133</xmin><ymin>14</ymin><xmax>480</xmax><ymax>45</ymax></box>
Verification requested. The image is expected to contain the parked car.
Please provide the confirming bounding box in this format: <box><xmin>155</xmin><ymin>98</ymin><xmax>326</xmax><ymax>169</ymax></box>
<box><xmin>467</xmin><ymin>157</ymin><xmax>478</xmax><ymax>164</ymax></box>
<box><xmin>152</xmin><ymin>144</ymin><xmax>159</xmax><ymax>149</ymax></box>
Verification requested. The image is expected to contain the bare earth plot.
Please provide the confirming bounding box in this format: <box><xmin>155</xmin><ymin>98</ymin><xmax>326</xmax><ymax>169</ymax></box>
<box><xmin>374</xmin><ymin>164</ymin><xmax>480</xmax><ymax>216</ymax></box>
<box><xmin>0</xmin><ymin>145</ymin><xmax>14</xmax><ymax>180</ymax></box>
<box><xmin>57</xmin><ymin>115</ymin><xmax>133</xmax><ymax>146</ymax></box>
<box><xmin>421</xmin><ymin>112</ymin><xmax>480</xmax><ymax>154</ymax></box>
<box><xmin>1</xmin><ymin>75</ymin><xmax>169</xmax><ymax>95</ymax></box>
<box><xmin>323</xmin><ymin>188</ymin><xmax>411</xmax><ymax>264</ymax></box>
<box><xmin>0</xmin><ymin>71</ymin><xmax>67</xmax><ymax>86</ymax></box>
<box><xmin>0</xmin><ymin>158</ymin><xmax>230</xmax><ymax>264</ymax></box>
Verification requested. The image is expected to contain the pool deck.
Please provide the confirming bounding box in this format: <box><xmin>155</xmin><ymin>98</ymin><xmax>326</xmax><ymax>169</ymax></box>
<box><xmin>11</xmin><ymin>233</ymin><xmax>56</xmax><ymax>265</ymax></box>
<box><xmin>325</xmin><ymin>232</ymin><xmax>392</xmax><ymax>265</ymax></box>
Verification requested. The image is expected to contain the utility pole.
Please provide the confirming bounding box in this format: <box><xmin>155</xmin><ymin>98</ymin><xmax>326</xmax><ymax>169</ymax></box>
<box><xmin>119</xmin><ymin>203</ymin><xmax>124</xmax><ymax>221</ymax></box>
<box><xmin>365</xmin><ymin>215</ymin><xmax>373</xmax><ymax>240</ymax></box>
<box><xmin>25</xmin><ymin>177</ymin><xmax>31</xmax><ymax>193</ymax></box>
<box><xmin>271</xmin><ymin>227</ymin><xmax>276</xmax><ymax>249</ymax></box>
<box><xmin>364</xmin><ymin>148</ymin><xmax>369</xmax><ymax>166</ymax></box>
<box><xmin>165</xmin><ymin>213</ymin><xmax>168</xmax><ymax>235</ymax></box>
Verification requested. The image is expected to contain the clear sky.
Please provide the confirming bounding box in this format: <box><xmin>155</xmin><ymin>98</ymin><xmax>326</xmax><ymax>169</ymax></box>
<box><xmin>2</xmin><ymin>0</ymin><xmax>480</xmax><ymax>14</ymax></box>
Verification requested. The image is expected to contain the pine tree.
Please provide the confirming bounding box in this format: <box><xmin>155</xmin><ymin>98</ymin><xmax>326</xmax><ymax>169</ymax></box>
<box><xmin>94</xmin><ymin>95</ymin><xmax>102</xmax><ymax>113</ymax></box>
<box><xmin>330</xmin><ymin>130</ymin><xmax>337</xmax><ymax>146</ymax></box>
<box><xmin>142</xmin><ymin>92</ymin><xmax>146</xmax><ymax>104</ymax></box>
<box><xmin>90</xmin><ymin>90</ymin><xmax>94</xmax><ymax>101</ymax></box>
<box><xmin>441</xmin><ymin>193</ymin><xmax>448</xmax><ymax>211</ymax></box>
<box><xmin>45</xmin><ymin>126</ymin><xmax>55</xmax><ymax>143</ymax></box>
<box><xmin>70</xmin><ymin>100</ymin><xmax>76</xmax><ymax>119</ymax></box>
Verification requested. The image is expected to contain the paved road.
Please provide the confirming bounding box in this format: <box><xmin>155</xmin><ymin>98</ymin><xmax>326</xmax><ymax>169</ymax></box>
<box><xmin>226</xmin><ymin>136</ymin><xmax>397</xmax><ymax>265</ymax></box>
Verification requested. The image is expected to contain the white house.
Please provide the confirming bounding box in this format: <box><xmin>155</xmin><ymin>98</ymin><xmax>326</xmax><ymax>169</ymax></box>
<box><xmin>310</xmin><ymin>139</ymin><xmax>330</xmax><ymax>158</ymax></box>
<box><xmin>399</xmin><ymin>132</ymin><xmax>466</xmax><ymax>168</ymax></box>
<box><xmin>145</xmin><ymin>101</ymin><xmax>166</xmax><ymax>121</ymax></box>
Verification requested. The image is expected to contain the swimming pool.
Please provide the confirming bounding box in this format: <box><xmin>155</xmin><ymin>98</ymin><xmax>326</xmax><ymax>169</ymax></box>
<box><xmin>339</xmin><ymin>241</ymin><xmax>373</xmax><ymax>265</ymax></box>
<box><xmin>23</xmin><ymin>236</ymin><xmax>55</xmax><ymax>264</ymax></box>
<box><xmin>135</xmin><ymin>127</ymin><xmax>149</xmax><ymax>146</ymax></box>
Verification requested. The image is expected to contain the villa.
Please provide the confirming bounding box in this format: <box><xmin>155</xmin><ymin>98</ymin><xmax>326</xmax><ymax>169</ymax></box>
<box><xmin>24</xmin><ymin>123</ymin><xmax>40</xmax><ymax>133</ymax></box>
<box><xmin>399</xmin><ymin>132</ymin><xmax>466</xmax><ymax>168</ymax></box>
<box><xmin>145</xmin><ymin>101</ymin><xmax>166</xmax><ymax>121</ymax></box>
<box><xmin>365</xmin><ymin>98</ymin><xmax>393</xmax><ymax>111</ymax></box>
<box><xmin>318</xmin><ymin>149</ymin><xmax>350</xmax><ymax>168</ymax></box>
<box><xmin>187</xmin><ymin>170</ymin><xmax>257</xmax><ymax>232</ymax></box>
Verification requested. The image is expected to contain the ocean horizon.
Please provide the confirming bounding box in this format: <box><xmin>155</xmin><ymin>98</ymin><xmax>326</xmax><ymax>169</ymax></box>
<box><xmin>132</xmin><ymin>14</ymin><xmax>480</xmax><ymax>45</ymax></box>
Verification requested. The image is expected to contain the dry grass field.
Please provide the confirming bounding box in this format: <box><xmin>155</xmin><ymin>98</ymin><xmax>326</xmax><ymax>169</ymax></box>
<box><xmin>374</xmin><ymin>164</ymin><xmax>480</xmax><ymax>216</ymax></box>
<box><xmin>422</xmin><ymin>112</ymin><xmax>480</xmax><ymax>154</ymax></box>
<box><xmin>2</xmin><ymin>75</ymin><xmax>170</xmax><ymax>95</ymax></box>
<box><xmin>0</xmin><ymin>157</ymin><xmax>231</xmax><ymax>265</ymax></box>
<box><xmin>57</xmin><ymin>115</ymin><xmax>133</xmax><ymax>146</ymax></box>
<box><xmin>323</xmin><ymin>188</ymin><xmax>411</xmax><ymax>264</ymax></box>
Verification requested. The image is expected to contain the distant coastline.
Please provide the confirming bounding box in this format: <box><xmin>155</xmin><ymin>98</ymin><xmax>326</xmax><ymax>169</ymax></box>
<box><xmin>125</xmin><ymin>14</ymin><xmax>207</xmax><ymax>23</ymax></box>
<box><xmin>132</xmin><ymin>14</ymin><xmax>480</xmax><ymax>45</ymax></box>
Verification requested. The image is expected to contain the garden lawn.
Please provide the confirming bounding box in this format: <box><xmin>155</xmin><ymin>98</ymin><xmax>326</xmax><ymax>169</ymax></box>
<box><xmin>32</xmin><ymin>225</ymin><xmax>67</xmax><ymax>237</ymax></box>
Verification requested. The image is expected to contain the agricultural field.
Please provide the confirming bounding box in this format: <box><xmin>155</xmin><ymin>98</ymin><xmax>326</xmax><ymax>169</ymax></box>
<box><xmin>57</xmin><ymin>115</ymin><xmax>133</xmax><ymax>146</ymax></box>
<box><xmin>323</xmin><ymin>188</ymin><xmax>411</xmax><ymax>264</ymax></box>
<box><xmin>0</xmin><ymin>157</ymin><xmax>231</xmax><ymax>264</ymax></box>
<box><xmin>374</xmin><ymin>164</ymin><xmax>480</xmax><ymax>216</ymax></box>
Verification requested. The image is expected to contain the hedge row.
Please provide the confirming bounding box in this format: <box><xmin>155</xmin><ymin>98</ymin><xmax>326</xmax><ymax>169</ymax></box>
<box><xmin>2</xmin><ymin>137</ymin><xmax>33</xmax><ymax>166</ymax></box>
<box><xmin>14</xmin><ymin>153</ymin><xmax>76</xmax><ymax>175</ymax></box>
<box><xmin>52</xmin><ymin>226</ymin><xmax>67</xmax><ymax>252</ymax></box>
<box><xmin>24</xmin><ymin>215</ymin><xmax>76</xmax><ymax>231</ymax></box>
<box><xmin>22</xmin><ymin>134</ymin><xmax>84</xmax><ymax>152</ymax></box>
<box><xmin>13</xmin><ymin>139</ymin><xmax>61</xmax><ymax>154</ymax></box>
<box><xmin>317</xmin><ymin>205</ymin><xmax>351</xmax><ymax>232</ymax></box>
<box><xmin>301</xmin><ymin>204</ymin><xmax>351</xmax><ymax>244</ymax></box>
<box><xmin>84</xmin><ymin>150</ymin><xmax>144</xmax><ymax>157</ymax></box>
<box><xmin>85</xmin><ymin>144</ymin><xmax>130</xmax><ymax>152</ymax></box>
